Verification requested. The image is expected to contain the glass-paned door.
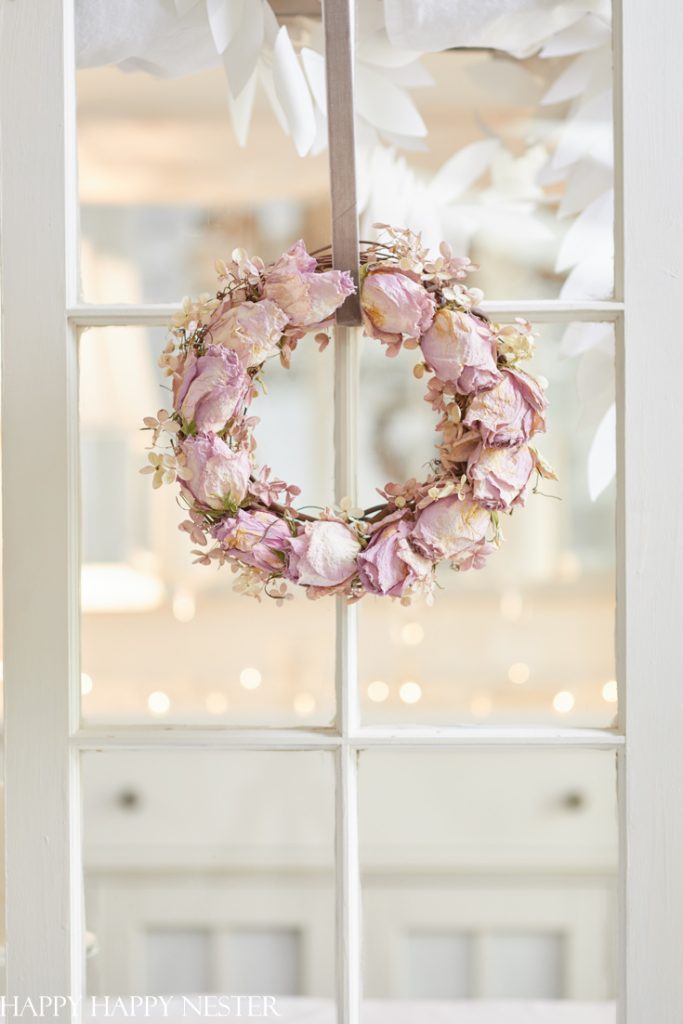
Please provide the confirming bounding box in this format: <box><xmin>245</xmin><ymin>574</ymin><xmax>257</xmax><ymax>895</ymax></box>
<box><xmin>1</xmin><ymin>2</ymin><xmax>682</xmax><ymax>1023</ymax></box>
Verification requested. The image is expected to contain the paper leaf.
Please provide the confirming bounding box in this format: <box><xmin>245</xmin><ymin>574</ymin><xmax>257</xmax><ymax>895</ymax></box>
<box><xmin>223</xmin><ymin>0</ymin><xmax>264</xmax><ymax>97</ymax></box>
<box><xmin>272</xmin><ymin>26</ymin><xmax>316</xmax><ymax>156</ymax></box>
<box><xmin>355</xmin><ymin>64</ymin><xmax>427</xmax><ymax>137</ymax></box>
<box><xmin>561</xmin><ymin>322</ymin><xmax>612</xmax><ymax>358</ymax></box>
<box><xmin>560</xmin><ymin>250</ymin><xmax>614</xmax><ymax>301</ymax></box>
<box><xmin>540</xmin><ymin>13</ymin><xmax>611</xmax><ymax>58</ymax></box>
<box><xmin>355</xmin><ymin>28</ymin><xmax>421</xmax><ymax>70</ymax></box>
<box><xmin>588</xmin><ymin>403</ymin><xmax>616</xmax><ymax>500</ymax></box>
<box><xmin>556</xmin><ymin>189</ymin><xmax>613</xmax><ymax>273</ymax></box>
<box><xmin>550</xmin><ymin>90</ymin><xmax>613</xmax><ymax>173</ymax></box>
<box><xmin>300</xmin><ymin>47</ymin><xmax>326</xmax><ymax>115</ymax></box>
<box><xmin>227</xmin><ymin>70</ymin><xmax>257</xmax><ymax>146</ymax></box>
<box><xmin>379</xmin><ymin>131</ymin><xmax>429</xmax><ymax>153</ymax></box>
<box><xmin>558</xmin><ymin>160</ymin><xmax>614</xmax><ymax>219</ymax></box>
<box><xmin>429</xmin><ymin>139</ymin><xmax>499</xmax><ymax>204</ymax></box>
<box><xmin>206</xmin><ymin>0</ymin><xmax>246</xmax><ymax>54</ymax></box>
<box><xmin>542</xmin><ymin>52</ymin><xmax>596</xmax><ymax>105</ymax></box>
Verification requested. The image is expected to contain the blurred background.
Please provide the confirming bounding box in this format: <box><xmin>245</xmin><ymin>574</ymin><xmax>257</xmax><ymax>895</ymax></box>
<box><xmin>63</xmin><ymin>9</ymin><xmax>619</xmax><ymax>1011</ymax></box>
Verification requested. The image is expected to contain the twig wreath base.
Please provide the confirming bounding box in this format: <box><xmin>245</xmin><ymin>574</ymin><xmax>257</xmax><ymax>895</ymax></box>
<box><xmin>142</xmin><ymin>226</ymin><xmax>555</xmax><ymax>604</ymax></box>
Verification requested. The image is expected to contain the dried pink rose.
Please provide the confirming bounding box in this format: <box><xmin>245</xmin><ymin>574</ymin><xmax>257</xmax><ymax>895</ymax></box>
<box><xmin>287</xmin><ymin>520</ymin><xmax>360</xmax><ymax>588</ymax></box>
<box><xmin>361</xmin><ymin>267</ymin><xmax>436</xmax><ymax>350</ymax></box>
<box><xmin>412</xmin><ymin>494</ymin><xmax>492</xmax><ymax>569</ymax></box>
<box><xmin>180</xmin><ymin>434</ymin><xmax>250</xmax><ymax>510</ymax></box>
<box><xmin>206</xmin><ymin>299</ymin><xmax>288</xmax><ymax>368</ymax></box>
<box><xmin>174</xmin><ymin>345</ymin><xmax>250</xmax><ymax>433</ymax></box>
<box><xmin>463</xmin><ymin>368</ymin><xmax>547</xmax><ymax>447</ymax></box>
<box><xmin>264</xmin><ymin>240</ymin><xmax>355</xmax><ymax>329</ymax></box>
<box><xmin>420</xmin><ymin>309</ymin><xmax>500</xmax><ymax>394</ymax></box>
<box><xmin>213</xmin><ymin>509</ymin><xmax>292</xmax><ymax>573</ymax></box>
<box><xmin>467</xmin><ymin>444</ymin><xmax>535</xmax><ymax>510</ymax></box>
<box><xmin>358</xmin><ymin>515</ymin><xmax>433</xmax><ymax>597</ymax></box>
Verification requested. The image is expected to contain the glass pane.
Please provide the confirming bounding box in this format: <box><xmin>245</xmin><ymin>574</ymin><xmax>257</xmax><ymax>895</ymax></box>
<box><xmin>79</xmin><ymin>327</ymin><xmax>335</xmax><ymax>724</ymax></box>
<box><xmin>77</xmin><ymin>66</ymin><xmax>331</xmax><ymax>304</ymax></box>
<box><xmin>77</xmin><ymin>18</ymin><xmax>612</xmax><ymax>303</ymax></box>
<box><xmin>358</xmin><ymin>321</ymin><xmax>616</xmax><ymax>726</ymax></box>
<box><xmin>83</xmin><ymin>749</ymin><xmax>335</xmax><ymax>1020</ymax></box>
<box><xmin>360</xmin><ymin>749</ymin><xmax>617</xmax><ymax>1017</ymax></box>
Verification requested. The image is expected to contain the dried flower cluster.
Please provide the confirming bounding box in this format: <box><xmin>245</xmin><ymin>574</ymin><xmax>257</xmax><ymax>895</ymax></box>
<box><xmin>142</xmin><ymin>227</ymin><xmax>554</xmax><ymax>604</ymax></box>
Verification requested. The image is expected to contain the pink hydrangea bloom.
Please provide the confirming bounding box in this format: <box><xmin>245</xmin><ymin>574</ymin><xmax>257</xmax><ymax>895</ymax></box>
<box><xmin>358</xmin><ymin>515</ymin><xmax>433</xmax><ymax>597</ymax></box>
<box><xmin>264</xmin><ymin>240</ymin><xmax>355</xmax><ymax>329</ymax></box>
<box><xmin>287</xmin><ymin>520</ymin><xmax>360</xmax><ymax>588</ymax></box>
<box><xmin>420</xmin><ymin>308</ymin><xmax>501</xmax><ymax>394</ymax></box>
<box><xmin>361</xmin><ymin>267</ymin><xmax>436</xmax><ymax>348</ymax></box>
<box><xmin>412</xmin><ymin>494</ymin><xmax>492</xmax><ymax>569</ymax></box>
<box><xmin>463</xmin><ymin>368</ymin><xmax>547</xmax><ymax>447</ymax></box>
<box><xmin>206</xmin><ymin>299</ymin><xmax>288</xmax><ymax>368</ymax></box>
<box><xmin>174</xmin><ymin>345</ymin><xmax>250</xmax><ymax>433</ymax></box>
<box><xmin>213</xmin><ymin>508</ymin><xmax>291</xmax><ymax>572</ymax></box>
<box><xmin>467</xmin><ymin>444</ymin><xmax>535</xmax><ymax>510</ymax></box>
<box><xmin>180</xmin><ymin>434</ymin><xmax>250</xmax><ymax>510</ymax></box>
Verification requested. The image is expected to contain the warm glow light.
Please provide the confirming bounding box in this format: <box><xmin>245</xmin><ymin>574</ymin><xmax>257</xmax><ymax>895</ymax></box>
<box><xmin>399</xmin><ymin>681</ymin><xmax>422</xmax><ymax>705</ymax></box>
<box><xmin>400</xmin><ymin>622</ymin><xmax>425</xmax><ymax>646</ymax></box>
<box><xmin>293</xmin><ymin>692</ymin><xmax>316</xmax><ymax>716</ymax></box>
<box><xmin>81</xmin><ymin>563</ymin><xmax>164</xmax><ymax>613</ymax></box>
<box><xmin>148</xmin><ymin>691</ymin><xmax>171</xmax><ymax>715</ymax></box>
<box><xmin>81</xmin><ymin>673</ymin><xmax>94</xmax><ymax>696</ymax></box>
<box><xmin>602</xmin><ymin>679</ymin><xmax>618</xmax><ymax>704</ymax></box>
<box><xmin>172</xmin><ymin>588</ymin><xmax>196</xmax><ymax>623</ymax></box>
<box><xmin>499</xmin><ymin>589</ymin><xmax>523</xmax><ymax>622</ymax></box>
<box><xmin>508</xmin><ymin>661</ymin><xmax>530</xmax><ymax>685</ymax></box>
<box><xmin>205</xmin><ymin>691</ymin><xmax>228</xmax><ymax>715</ymax></box>
<box><xmin>553</xmin><ymin>690</ymin><xmax>575</xmax><ymax>713</ymax></box>
<box><xmin>239</xmin><ymin>667</ymin><xmax>262</xmax><ymax>690</ymax></box>
<box><xmin>470</xmin><ymin>692</ymin><xmax>493</xmax><ymax>719</ymax></box>
<box><xmin>367</xmin><ymin>680</ymin><xmax>389</xmax><ymax>703</ymax></box>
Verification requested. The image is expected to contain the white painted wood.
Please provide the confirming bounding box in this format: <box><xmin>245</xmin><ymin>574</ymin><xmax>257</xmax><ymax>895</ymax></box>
<box><xmin>619</xmin><ymin>0</ymin><xmax>683</xmax><ymax>1020</ymax></box>
<box><xmin>334</xmin><ymin>324</ymin><xmax>360</xmax><ymax>740</ymax></box>
<box><xmin>353</xmin><ymin>726</ymin><xmax>624</xmax><ymax>750</ymax></box>
<box><xmin>74</xmin><ymin>727</ymin><xmax>341</xmax><ymax>751</ymax></box>
<box><xmin>335</xmin><ymin>745</ymin><xmax>361</xmax><ymax>1023</ymax></box>
<box><xmin>72</xmin><ymin>725</ymin><xmax>624</xmax><ymax>751</ymax></box>
<box><xmin>332</xmin><ymin>331</ymin><xmax>362</xmax><ymax>1024</ymax></box>
<box><xmin>323</xmin><ymin>1</ymin><xmax>363</xmax><ymax>1012</ymax></box>
<box><xmin>67</xmin><ymin>300</ymin><xmax>625</xmax><ymax>327</ymax></box>
<box><xmin>479</xmin><ymin>301</ymin><xmax>624</xmax><ymax>322</ymax></box>
<box><xmin>0</xmin><ymin>0</ymin><xmax>84</xmax><ymax>1011</ymax></box>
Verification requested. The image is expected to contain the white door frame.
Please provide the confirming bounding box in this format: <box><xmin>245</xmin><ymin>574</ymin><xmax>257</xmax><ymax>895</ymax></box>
<box><xmin>1</xmin><ymin>0</ymin><xmax>681</xmax><ymax>1021</ymax></box>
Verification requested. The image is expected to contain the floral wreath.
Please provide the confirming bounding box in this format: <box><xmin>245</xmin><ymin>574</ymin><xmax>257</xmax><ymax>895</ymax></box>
<box><xmin>142</xmin><ymin>225</ymin><xmax>555</xmax><ymax>604</ymax></box>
